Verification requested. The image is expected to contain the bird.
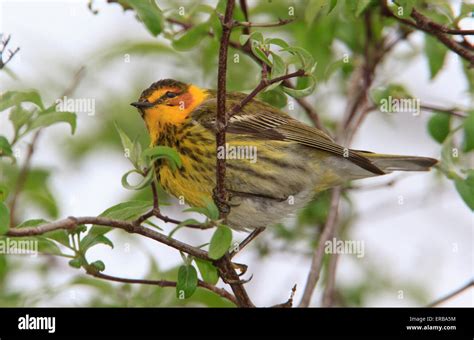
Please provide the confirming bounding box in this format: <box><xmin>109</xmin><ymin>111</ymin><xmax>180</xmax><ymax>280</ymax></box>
<box><xmin>131</xmin><ymin>79</ymin><xmax>438</xmax><ymax>231</ymax></box>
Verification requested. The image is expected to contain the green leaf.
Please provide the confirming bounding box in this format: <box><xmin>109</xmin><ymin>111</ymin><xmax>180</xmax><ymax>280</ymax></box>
<box><xmin>282</xmin><ymin>75</ymin><xmax>317</xmax><ymax>98</ymax></box>
<box><xmin>36</xmin><ymin>237</ymin><xmax>64</xmax><ymax>256</ymax></box>
<box><xmin>184</xmin><ymin>199</ymin><xmax>219</xmax><ymax>221</ymax></box>
<box><xmin>266</xmin><ymin>52</ymin><xmax>286</xmax><ymax>92</ymax></box>
<box><xmin>371</xmin><ymin>84</ymin><xmax>412</xmax><ymax>107</ymax></box>
<box><xmin>328</xmin><ymin>0</ymin><xmax>338</xmax><ymax>14</ymax></box>
<box><xmin>0</xmin><ymin>202</ymin><xmax>9</xmax><ymax>235</ymax></box>
<box><xmin>425</xmin><ymin>35</ymin><xmax>448</xmax><ymax>79</ymax></box>
<box><xmin>251</xmin><ymin>43</ymin><xmax>272</xmax><ymax>67</ymax></box>
<box><xmin>266</xmin><ymin>38</ymin><xmax>289</xmax><ymax>49</ymax></box>
<box><xmin>0</xmin><ymin>136</ymin><xmax>13</xmax><ymax>157</ymax></box>
<box><xmin>0</xmin><ymin>184</ymin><xmax>9</xmax><ymax>202</ymax></box>
<box><xmin>463</xmin><ymin>111</ymin><xmax>474</xmax><ymax>152</ymax></box>
<box><xmin>355</xmin><ymin>0</ymin><xmax>373</xmax><ymax>17</ymax></box>
<box><xmin>427</xmin><ymin>113</ymin><xmax>451</xmax><ymax>143</ymax></box>
<box><xmin>142</xmin><ymin>146</ymin><xmax>182</xmax><ymax>171</ymax></box>
<box><xmin>172</xmin><ymin>22</ymin><xmax>210</xmax><ymax>51</ymax></box>
<box><xmin>9</xmin><ymin>105</ymin><xmax>33</xmax><ymax>134</ymax></box>
<box><xmin>115</xmin><ymin>123</ymin><xmax>143</xmax><ymax>169</ymax></box>
<box><xmin>27</xmin><ymin>111</ymin><xmax>77</xmax><ymax>134</ymax></box>
<box><xmin>0</xmin><ymin>90</ymin><xmax>44</xmax><ymax>112</ymax></box>
<box><xmin>69</xmin><ymin>258</ymin><xmax>83</xmax><ymax>269</ymax></box>
<box><xmin>394</xmin><ymin>0</ymin><xmax>414</xmax><ymax>19</ymax></box>
<box><xmin>124</xmin><ymin>0</ymin><xmax>163</xmax><ymax>36</ymax></box>
<box><xmin>282</xmin><ymin>46</ymin><xmax>314</xmax><ymax>71</ymax></box>
<box><xmin>176</xmin><ymin>265</ymin><xmax>198</xmax><ymax>299</ymax></box>
<box><xmin>259</xmin><ymin>88</ymin><xmax>288</xmax><ymax>109</ymax></box>
<box><xmin>80</xmin><ymin>234</ymin><xmax>114</xmax><ymax>252</ymax></box>
<box><xmin>239</xmin><ymin>34</ymin><xmax>251</xmax><ymax>45</ymax></box>
<box><xmin>168</xmin><ymin>218</ymin><xmax>202</xmax><ymax>238</ymax></box>
<box><xmin>305</xmin><ymin>0</ymin><xmax>329</xmax><ymax>23</ymax></box>
<box><xmin>90</xmin><ymin>260</ymin><xmax>106</xmax><ymax>272</ymax></box>
<box><xmin>16</xmin><ymin>218</ymin><xmax>49</xmax><ymax>228</ymax></box>
<box><xmin>208</xmin><ymin>225</ymin><xmax>232</xmax><ymax>260</ymax></box>
<box><xmin>99</xmin><ymin>200</ymin><xmax>153</xmax><ymax>221</ymax></box>
<box><xmin>195</xmin><ymin>258</ymin><xmax>219</xmax><ymax>285</ymax></box>
<box><xmin>84</xmin><ymin>200</ymin><xmax>153</xmax><ymax>250</ymax></box>
<box><xmin>454</xmin><ymin>171</ymin><xmax>474</xmax><ymax>211</ymax></box>
<box><xmin>121</xmin><ymin>168</ymin><xmax>153</xmax><ymax>190</ymax></box>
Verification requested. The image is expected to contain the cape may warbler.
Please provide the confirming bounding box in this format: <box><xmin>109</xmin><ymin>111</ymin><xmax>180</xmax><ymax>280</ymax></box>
<box><xmin>131</xmin><ymin>79</ymin><xmax>437</xmax><ymax>230</ymax></box>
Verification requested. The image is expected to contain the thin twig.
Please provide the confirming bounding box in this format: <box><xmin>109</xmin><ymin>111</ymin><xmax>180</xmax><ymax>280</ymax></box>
<box><xmin>420</xmin><ymin>105</ymin><xmax>468</xmax><ymax>118</ymax></box>
<box><xmin>382</xmin><ymin>2</ymin><xmax>474</xmax><ymax>65</ymax></box>
<box><xmin>321</xmin><ymin>252</ymin><xmax>339</xmax><ymax>307</ymax></box>
<box><xmin>239</xmin><ymin>0</ymin><xmax>250</xmax><ymax>35</ymax></box>
<box><xmin>9</xmin><ymin>66</ymin><xmax>86</xmax><ymax>226</ymax></box>
<box><xmin>227</xmin><ymin>69</ymin><xmax>306</xmax><ymax>119</ymax></box>
<box><xmin>299</xmin><ymin>187</ymin><xmax>342</xmax><ymax>307</ymax></box>
<box><xmin>427</xmin><ymin>279</ymin><xmax>474</xmax><ymax>307</ymax></box>
<box><xmin>86</xmin><ymin>270</ymin><xmax>238</xmax><ymax>305</ymax></box>
<box><xmin>230</xmin><ymin>227</ymin><xmax>265</xmax><ymax>258</ymax></box>
<box><xmin>9</xmin><ymin>130</ymin><xmax>41</xmax><ymax>227</ymax></box>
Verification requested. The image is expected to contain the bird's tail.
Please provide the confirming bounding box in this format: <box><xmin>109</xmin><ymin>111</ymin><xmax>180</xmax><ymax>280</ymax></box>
<box><xmin>355</xmin><ymin>151</ymin><xmax>438</xmax><ymax>173</ymax></box>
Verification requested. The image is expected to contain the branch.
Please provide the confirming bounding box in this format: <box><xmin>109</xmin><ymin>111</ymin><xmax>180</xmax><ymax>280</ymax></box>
<box><xmin>321</xmin><ymin>252</ymin><xmax>339</xmax><ymax>307</ymax></box>
<box><xmin>420</xmin><ymin>104</ymin><xmax>468</xmax><ymax>118</ymax></box>
<box><xmin>86</xmin><ymin>270</ymin><xmax>238</xmax><ymax>306</ymax></box>
<box><xmin>214</xmin><ymin>0</ymin><xmax>235</xmax><ymax>219</ymax></box>
<box><xmin>299</xmin><ymin>187</ymin><xmax>342</xmax><ymax>307</ymax></box>
<box><xmin>427</xmin><ymin>279</ymin><xmax>474</xmax><ymax>307</ymax></box>
<box><xmin>6</xmin><ymin>216</ymin><xmax>210</xmax><ymax>261</ymax></box>
<box><xmin>214</xmin><ymin>0</ymin><xmax>255</xmax><ymax>308</ymax></box>
<box><xmin>382</xmin><ymin>2</ymin><xmax>474</xmax><ymax>66</ymax></box>
<box><xmin>9</xmin><ymin>130</ymin><xmax>41</xmax><ymax>227</ymax></box>
<box><xmin>0</xmin><ymin>35</ymin><xmax>20</xmax><ymax>69</ymax></box>
<box><xmin>227</xmin><ymin>69</ymin><xmax>306</xmax><ymax>119</ymax></box>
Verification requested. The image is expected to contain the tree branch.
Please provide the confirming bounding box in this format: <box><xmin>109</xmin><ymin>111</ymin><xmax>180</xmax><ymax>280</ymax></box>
<box><xmin>213</xmin><ymin>0</ymin><xmax>255</xmax><ymax>308</ymax></box>
<box><xmin>86</xmin><ymin>269</ymin><xmax>238</xmax><ymax>306</ymax></box>
<box><xmin>382</xmin><ymin>2</ymin><xmax>474</xmax><ymax>66</ymax></box>
<box><xmin>8</xmin><ymin>130</ymin><xmax>41</xmax><ymax>227</ymax></box>
<box><xmin>214</xmin><ymin>0</ymin><xmax>235</xmax><ymax>219</ymax></box>
<box><xmin>227</xmin><ymin>69</ymin><xmax>306</xmax><ymax>119</ymax></box>
<box><xmin>427</xmin><ymin>279</ymin><xmax>474</xmax><ymax>307</ymax></box>
<box><xmin>0</xmin><ymin>35</ymin><xmax>20</xmax><ymax>69</ymax></box>
<box><xmin>321</xmin><ymin>252</ymin><xmax>339</xmax><ymax>307</ymax></box>
<box><xmin>299</xmin><ymin>187</ymin><xmax>342</xmax><ymax>307</ymax></box>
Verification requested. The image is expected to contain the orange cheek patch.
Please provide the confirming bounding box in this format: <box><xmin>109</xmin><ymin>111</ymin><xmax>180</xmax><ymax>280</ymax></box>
<box><xmin>170</xmin><ymin>92</ymin><xmax>193</xmax><ymax>109</ymax></box>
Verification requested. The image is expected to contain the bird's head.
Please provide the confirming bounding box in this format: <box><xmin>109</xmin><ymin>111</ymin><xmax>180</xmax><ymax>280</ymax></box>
<box><xmin>131</xmin><ymin>79</ymin><xmax>208</xmax><ymax>143</ymax></box>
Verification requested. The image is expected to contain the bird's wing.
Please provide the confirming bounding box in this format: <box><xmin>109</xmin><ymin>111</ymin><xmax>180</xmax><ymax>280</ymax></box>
<box><xmin>192</xmin><ymin>95</ymin><xmax>384</xmax><ymax>175</ymax></box>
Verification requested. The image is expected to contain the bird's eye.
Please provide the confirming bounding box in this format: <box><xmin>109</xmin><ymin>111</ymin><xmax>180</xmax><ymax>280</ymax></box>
<box><xmin>165</xmin><ymin>91</ymin><xmax>178</xmax><ymax>98</ymax></box>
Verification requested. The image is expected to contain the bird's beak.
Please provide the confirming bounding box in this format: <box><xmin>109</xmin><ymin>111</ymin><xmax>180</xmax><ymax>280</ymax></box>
<box><xmin>130</xmin><ymin>101</ymin><xmax>154</xmax><ymax>109</ymax></box>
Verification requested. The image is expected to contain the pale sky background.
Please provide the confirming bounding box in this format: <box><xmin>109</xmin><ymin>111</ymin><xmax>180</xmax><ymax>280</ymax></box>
<box><xmin>0</xmin><ymin>0</ymin><xmax>473</xmax><ymax>307</ymax></box>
